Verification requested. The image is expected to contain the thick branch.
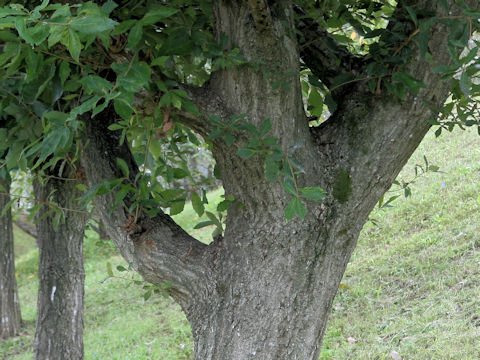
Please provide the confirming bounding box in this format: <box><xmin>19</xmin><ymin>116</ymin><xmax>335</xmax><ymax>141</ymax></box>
<box><xmin>175</xmin><ymin>81</ymin><xmax>230</xmax><ymax>136</ymax></box>
<box><xmin>79</xmin><ymin>106</ymin><xmax>216</xmax><ymax>309</ymax></box>
<box><xmin>294</xmin><ymin>4</ymin><xmax>366</xmax><ymax>90</ymax></box>
<box><xmin>310</xmin><ymin>0</ymin><xmax>478</xmax><ymax>250</ymax></box>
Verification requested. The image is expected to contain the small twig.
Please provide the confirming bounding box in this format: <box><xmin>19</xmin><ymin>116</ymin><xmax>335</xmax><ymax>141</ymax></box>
<box><xmin>392</xmin><ymin>28</ymin><xmax>420</xmax><ymax>57</ymax></box>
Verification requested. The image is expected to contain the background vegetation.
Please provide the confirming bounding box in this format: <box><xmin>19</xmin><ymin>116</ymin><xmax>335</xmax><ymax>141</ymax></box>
<box><xmin>1</xmin><ymin>128</ymin><xmax>479</xmax><ymax>360</ymax></box>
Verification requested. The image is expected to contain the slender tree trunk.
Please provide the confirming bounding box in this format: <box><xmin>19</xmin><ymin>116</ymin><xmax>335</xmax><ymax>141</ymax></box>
<box><xmin>33</xmin><ymin>170</ymin><xmax>87</xmax><ymax>360</ymax></box>
<box><xmin>0</xmin><ymin>177</ymin><xmax>22</xmax><ymax>339</ymax></box>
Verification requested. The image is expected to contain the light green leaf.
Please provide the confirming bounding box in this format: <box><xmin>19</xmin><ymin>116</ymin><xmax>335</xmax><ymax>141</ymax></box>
<box><xmin>191</xmin><ymin>192</ymin><xmax>204</xmax><ymax>217</ymax></box>
<box><xmin>61</xmin><ymin>28</ymin><xmax>82</xmax><ymax>61</ymax></box>
<box><xmin>80</xmin><ymin>75</ymin><xmax>113</xmax><ymax>95</ymax></box>
<box><xmin>282</xmin><ymin>181</ymin><xmax>297</xmax><ymax>196</ymax></box>
<box><xmin>298</xmin><ymin>187</ymin><xmax>326</xmax><ymax>201</ymax></box>
<box><xmin>308</xmin><ymin>87</ymin><xmax>324</xmax><ymax>117</ymax></box>
<box><xmin>70</xmin><ymin>16</ymin><xmax>117</xmax><ymax>34</ymax></box>
<box><xmin>14</xmin><ymin>17</ymin><xmax>35</xmax><ymax>44</ymax></box>
<box><xmin>459</xmin><ymin>71</ymin><xmax>470</xmax><ymax>98</ymax></box>
<box><xmin>141</xmin><ymin>7</ymin><xmax>179</xmax><ymax>25</ymax></box>
<box><xmin>0</xmin><ymin>8</ymin><xmax>26</xmax><ymax>18</ymax></box>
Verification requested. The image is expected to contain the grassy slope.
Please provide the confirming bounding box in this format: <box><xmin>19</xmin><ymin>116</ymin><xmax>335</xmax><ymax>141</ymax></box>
<box><xmin>321</xmin><ymin>129</ymin><xmax>480</xmax><ymax>359</ymax></box>
<box><xmin>1</xmin><ymin>130</ymin><xmax>479</xmax><ymax>359</ymax></box>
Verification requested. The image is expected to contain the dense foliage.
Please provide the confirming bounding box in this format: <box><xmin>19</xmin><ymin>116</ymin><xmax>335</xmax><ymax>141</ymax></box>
<box><xmin>0</xmin><ymin>0</ymin><xmax>478</xmax><ymax>225</ymax></box>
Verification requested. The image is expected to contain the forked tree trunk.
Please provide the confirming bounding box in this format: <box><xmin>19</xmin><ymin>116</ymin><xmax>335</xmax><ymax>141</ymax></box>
<box><xmin>79</xmin><ymin>1</ymin><xmax>474</xmax><ymax>359</ymax></box>
<box><xmin>33</xmin><ymin>171</ymin><xmax>87</xmax><ymax>360</ymax></box>
<box><xmin>0</xmin><ymin>177</ymin><xmax>22</xmax><ymax>339</ymax></box>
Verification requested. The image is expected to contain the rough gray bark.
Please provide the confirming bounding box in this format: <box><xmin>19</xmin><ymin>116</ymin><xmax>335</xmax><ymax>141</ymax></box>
<box><xmin>33</xmin><ymin>169</ymin><xmax>87</xmax><ymax>360</ymax></box>
<box><xmin>79</xmin><ymin>1</ymin><xmax>477</xmax><ymax>359</ymax></box>
<box><xmin>0</xmin><ymin>177</ymin><xmax>22</xmax><ymax>339</ymax></box>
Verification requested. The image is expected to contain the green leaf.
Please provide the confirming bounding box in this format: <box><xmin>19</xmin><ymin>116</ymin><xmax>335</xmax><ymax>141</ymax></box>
<box><xmin>116</xmin><ymin>265</ymin><xmax>127</xmax><ymax>272</ymax></box>
<box><xmin>80</xmin><ymin>75</ymin><xmax>113</xmax><ymax>95</ymax></box>
<box><xmin>428</xmin><ymin>165</ymin><xmax>439</xmax><ymax>172</ymax></box>
<box><xmin>107</xmin><ymin>123</ymin><xmax>124</xmax><ymax>131</ymax></box>
<box><xmin>191</xmin><ymin>192</ymin><xmax>204</xmax><ymax>217</ymax></box>
<box><xmin>324</xmin><ymin>93</ymin><xmax>337</xmax><ymax>113</ymax></box>
<box><xmin>459</xmin><ymin>71</ymin><xmax>470</xmax><ymax>98</ymax></box>
<box><xmin>282</xmin><ymin>181</ymin><xmax>297</xmax><ymax>196</ymax></box>
<box><xmin>298</xmin><ymin>187</ymin><xmax>326</xmax><ymax>201</ymax></box>
<box><xmin>259</xmin><ymin>119</ymin><xmax>272</xmax><ymax>137</ymax></box>
<box><xmin>70</xmin><ymin>16</ymin><xmax>118</xmax><ymax>34</ymax></box>
<box><xmin>0</xmin><ymin>8</ymin><xmax>25</xmax><ymax>18</ymax></box>
<box><xmin>141</xmin><ymin>7</ymin><xmax>179</xmax><ymax>25</ymax></box>
<box><xmin>205</xmin><ymin>211</ymin><xmax>222</xmax><ymax>227</ymax></box>
<box><xmin>127</xmin><ymin>23</ymin><xmax>143</xmax><ymax>50</ymax></box>
<box><xmin>169</xmin><ymin>198</ymin><xmax>185</xmax><ymax>215</ymax></box>
<box><xmin>68</xmin><ymin>95</ymin><xmax>100</xmax><ymax>120</ymax></box>
<box><xmin>293</xmin><ymin>197</ymin><xmax>306</xmax><ymax>219</ymax></box>
<box><xmin>59</xmin><ymin>60</ymin><xmax>70</xmax><ymax>85</ymax></box>
<box><xmin>265</xmin><ymin>158</ymin><xmax>279</xmax><ymax>183</ymax></box>
<box><xmin>116</xmin><ymin>158</ymin><xmax>129</xmax><ymax>177</ymax></box>
<box><xmin>14</xmin><ymin>17</ymin><xmax>35</xmax><ymax>44</ymax></box>
<box><xmin>111</xmin><ymin>19</ymin><xmax>136</xmax><ymax>35</ymax></box>
<box><xmin>143</xmin><ymin>290</ymin><xmax>152</xmax><ymax>301</ymax></box>
<box><xmin>113</xmin><ymin>91</ymin><xmax>134</xmax><ymax>120</ymax></box>
<box><xmin>405</xmin><ymin>6</ymin><xmax>418</xmax><ymax>27</ymax></box>
<box><xmin>285</xmin><ymin>197</ymin><xmax>306</xmax><ymax>221</ymax></box>
<box><xmin>237</xmin><ymin>148</ymin><xmax>256</xmax><ymax>159</ymax></box>
<box><xmin>159</xmin><ymin>28</ymin><xmax>194</xmax><ymax>56</ymax></box>
<box><xmin>308</xmin><ymin>87</ymin><xmax>324</xmax><ymax>117</ymax></box>
<box><xmin>61</xmin><ymin>28</ymin><xmax>82</xmax><ymax>61</ymax></box>
<box><xmin>193</xmin><ymin>220</ymin><xmax>214</xmax><ymax>229</ymax></box>
<box><xmin>112</xmin><ymin>61</ymin><xmax>151</xmax><ymax>93</ymax></box>
<box><xmin>102</xmin><ymin>1</ymin><xmax>118</xmax><ymax>15</ymax></box>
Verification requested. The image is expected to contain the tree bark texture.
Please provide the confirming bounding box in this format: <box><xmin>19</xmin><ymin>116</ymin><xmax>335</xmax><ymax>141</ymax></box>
<box><xmin>33</xmin><ymin>170</ymin><xmax>87</xmax><ymax>360</ymax></box>
<box><xmin>0</xmin><ymin>178</ymin><xmax>22</xmax><ymax>339</ymax></box>
<box><xmin>79</xmin><ymin>1</ymin><xmax>477</xmax><ymax>359</ymax></box>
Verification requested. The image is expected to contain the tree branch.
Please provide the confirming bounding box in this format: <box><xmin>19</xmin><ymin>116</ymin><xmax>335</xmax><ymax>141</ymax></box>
<box><xmin>174</xmin><ymin>81</ymin><xmax>230</xmax><ymax>137</ymax></box>
<box><xmin>79</xmin><ymin>106</ymin><xmax>216</xmax><ymax>310</ymax></box>
<box><xmin>310</xmin><ymin>0</ymin><xmax>478</xmax><ymax>250</ymax></box>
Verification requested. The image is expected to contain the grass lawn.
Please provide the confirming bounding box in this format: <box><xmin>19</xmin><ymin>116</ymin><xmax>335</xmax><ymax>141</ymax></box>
<box><xmin>1</xmin><ymin>128</ymin><xmax>479</xmax><ymax>359</ymax></box>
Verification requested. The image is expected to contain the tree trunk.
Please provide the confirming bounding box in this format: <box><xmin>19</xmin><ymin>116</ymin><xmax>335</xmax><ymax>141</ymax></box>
<box><xmin>0</xmin><ymin>177</ymin><xmax>22</xmax><ymax>339</ymax></box>
<box><xmin>33</xmin><ymin>170</ymin><xmax>87</xmax><ymax>360</ymax></box>
<box><xmin>78</xmin><ymin>1</ymin><xmax>475</xmax><ymax>359</ymax></box>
